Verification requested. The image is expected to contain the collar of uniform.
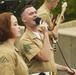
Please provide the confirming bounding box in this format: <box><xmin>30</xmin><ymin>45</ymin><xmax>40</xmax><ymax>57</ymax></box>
<box><xmin>25</xmin><ymin>28</ymin><xmax>43</xmax><ymax>40</ymax></box>
<box><xmin>3</xmin><ymin>41</ymin><xmax>19</xmax><ymax>52</ymax></box>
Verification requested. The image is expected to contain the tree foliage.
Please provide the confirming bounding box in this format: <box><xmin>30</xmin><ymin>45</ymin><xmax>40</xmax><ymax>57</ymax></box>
<box><xmin>0</xmin><ymin>0</ymin><xmax>76</xmax><ymax>25</ymax></box>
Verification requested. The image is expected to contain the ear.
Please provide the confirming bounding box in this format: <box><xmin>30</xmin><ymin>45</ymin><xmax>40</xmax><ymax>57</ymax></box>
<box><xmin>51</xmin><ymin>0</ymin><xmax>55</xmax><ymax>4</ymax></box>
<box><xmin>22</xmin><ymin>17</ymin><xmax>26</xmax><ymax>23</ymax></box>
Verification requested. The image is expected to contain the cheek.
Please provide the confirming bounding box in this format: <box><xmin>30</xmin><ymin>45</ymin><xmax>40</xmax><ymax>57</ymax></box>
<box><xmin>12</xmin><ymin>28</ymin><xmax>16</xmax><ymax>32</ymax></box>
<box><xmin>13</xmin><ymin>28</ymin><xmax>21</xmax><ymax>37</ymax></box>
<box><xmin>14</xmin><ymin>29</ymin><xmax>19</xmax><ymax>34</ymax></box>
<box><xmin>11</xmin><ymin>28</ymin><xmax>17</xmax><ymax>35</ymax></box>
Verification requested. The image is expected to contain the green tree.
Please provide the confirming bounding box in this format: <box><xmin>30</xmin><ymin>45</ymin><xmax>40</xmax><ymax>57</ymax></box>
<box><xmin>0</xmin><ymin>0</ymin><xmax>76</xmax><ymax>25</ymax></box>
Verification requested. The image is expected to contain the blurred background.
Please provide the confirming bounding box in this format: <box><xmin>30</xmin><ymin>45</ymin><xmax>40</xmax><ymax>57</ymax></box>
<box><xmin>0</xmin><ymin>0</ymin><xmax>76</xmax><ymax>25</ymax></box>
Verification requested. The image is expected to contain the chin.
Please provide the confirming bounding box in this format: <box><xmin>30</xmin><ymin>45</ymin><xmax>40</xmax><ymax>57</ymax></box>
<box><xmin>16</xmin><ymin>34</ymin><xmax>21</xmax><ymax>38</ymax></box>
<box><xmin>18</xmin><ymin>34</ymin><xmax>21</xmax><ymax>37</ymax></box>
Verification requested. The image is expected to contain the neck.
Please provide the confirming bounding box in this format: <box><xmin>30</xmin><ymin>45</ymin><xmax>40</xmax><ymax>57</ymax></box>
<box><xmin>26</xmin><ymin>25</ymin><xmax>38</xmax><ymax>32</ymax></box>
<box><xmin>44</xmin><ymin>1</ymin><xmax>52</xmax><ymax>10</ymax></box>
<box><xmin>6</xmin><ymin>38</ymin><xmax>16</xmax><ymax>46</ymax></box>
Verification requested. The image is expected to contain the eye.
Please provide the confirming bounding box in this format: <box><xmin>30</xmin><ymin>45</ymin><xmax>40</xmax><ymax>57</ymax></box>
<box><xmin>35</xmin><ymin>11</ymin><xmax>37</xmax><ymax>14</ymax></box>
<box><xmin>14</xmin><ymin>23</ymin><xmax>18</xmax><ymax>26</ymax></box>
<box><xmin>29</xmin><ymin>12</ymin><xmax>33</xmax><ymax>15</ymax></box>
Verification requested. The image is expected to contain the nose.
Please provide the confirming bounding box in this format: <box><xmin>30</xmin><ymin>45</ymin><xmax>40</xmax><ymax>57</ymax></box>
<box><xmin>33</xmin><ymin>13</ymin><xmax>37</xmax><ymax>17</ymax></box>
<box><xmin>18</xmin><ymin>24</ymin><xmax>20</xmax><ymax>29</ymax></box>
<box><xmin>19</xmin><ymin>26</ymin><xmax>20</xmax><ymax>29</ymax></box>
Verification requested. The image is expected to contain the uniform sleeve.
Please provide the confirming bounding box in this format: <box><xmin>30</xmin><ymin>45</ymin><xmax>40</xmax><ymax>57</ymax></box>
<box><xmin>19</xmin><ymin>38</ymin><xmax>41</xmax><ymax>61</ymax></box>
<box><xmin>0</xmin><ymin>52</ymin><xmax>16</xmax><ymax>75</ymax></box>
